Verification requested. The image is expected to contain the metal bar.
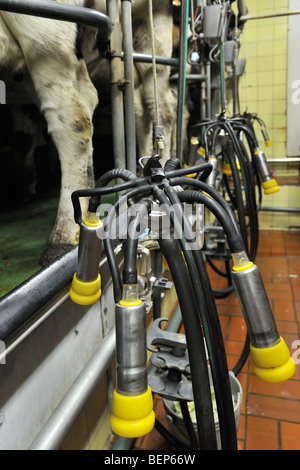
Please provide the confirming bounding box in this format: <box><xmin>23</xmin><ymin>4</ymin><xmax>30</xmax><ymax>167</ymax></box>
<box><xmin>260</xmin><ymin>207</ymin><xmax>300</xmax><ymax>213</ymax></box>
<box><xmin>0</xmin><ymin>247</ymin><xmax>78</xmax><ymax>342</ymax></box>
<box><xmin>170</xmin><ymin>73</ymin><xmax>208</xmax><ymax>82</ymax></box>
<box><xmin>121</xmin><ymin>0</ymin><xmax>136</xmax><ymax>175</ymax></box>
<box><xmin>28</xmin><ymin>326</ymin><xmax>116</xmax><ymax>450</ymax></box>
<box><xmin>0</xmin><ymin>0</ymin><xmax>112</xmax><ymax>32</ymax></box>
<box><xmin>107</xmin><ymin>0</ymin><xmax>126</xmax><ymax>170</ymax></box>
<box><xmin>176</xmin><ymin>0</ymin><xmax>189</xmax><ymax>161</ymax></box>
<box><xmin>267</xmin><ymin>157</ymin><xmax>300</xmax><ymax>163</ymax></box>
<box><xmin>130</xmin><ymin>53</ymin><xmax>179</xmax><ymax>67</ymax></box>
<box><xmin>240</xmin><ymin>10</ymin><xmax>300</xmax><ymax>22</ymax></box>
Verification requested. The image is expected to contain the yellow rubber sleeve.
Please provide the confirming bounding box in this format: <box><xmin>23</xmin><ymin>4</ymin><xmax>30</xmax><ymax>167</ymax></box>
<box><xmin>250</xmin><ymin>337</ymin><xmax>296</xmax><ymax>383</ymax></box>
<box><xmin>232</xmin><ymin>261</ymin><xmax>254</xmax><ymax>272</ymax></box>
<box><xmin>70</xmin><ymin>273</ymin><xmax>101</xmax><ymax>305</ymax></box>
<box><xmin>262</xmin><ymin>179</ymin><xmax>280</xmax><ymax>195</ymax></box>
<box><xmin>110</xmin><ymin>386</ymin><xmax>155</xmax><ymax>438</ymax></box>
<box><xmin>222</xmin><ymin>162</ymin><xmax>232</xmax><ymax>175</ymax></box>
<box><xmin>198</xmin><ymin>146</ymin><xmax>205</xmax><ymax>156</ymax></box>
<box><xmin>119</xmin><ymin>298</ymin><xmax>142</xmax><ymax>307</ymax></box>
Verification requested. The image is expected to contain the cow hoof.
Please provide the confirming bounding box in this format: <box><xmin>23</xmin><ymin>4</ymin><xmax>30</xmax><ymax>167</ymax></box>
<box><xmin>39</xmin><ymin>243</ymin><xmax>75</xmax><ymax>267</ymax></box>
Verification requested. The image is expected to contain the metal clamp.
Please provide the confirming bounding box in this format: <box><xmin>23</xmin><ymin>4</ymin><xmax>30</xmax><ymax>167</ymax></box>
<box><xmin>147</xmin><ymin>318</ymin><xmax>193</xmax><ymax>401</ymax></box>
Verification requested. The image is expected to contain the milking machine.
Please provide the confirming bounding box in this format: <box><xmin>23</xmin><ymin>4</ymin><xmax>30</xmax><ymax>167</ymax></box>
<box><xmin>68</xmin><ymin>0</ymin><xmax>293</xmax><ymax>451</ymax></box>
<box><xmin>70</xmin><ymin>155</ymin><xmax>295</xmax><ymax>450</ymax></box>
<box><xmin>0</xmin><ymin>0</ymin><xmax>294</xmax><ymax>451</ymax></box>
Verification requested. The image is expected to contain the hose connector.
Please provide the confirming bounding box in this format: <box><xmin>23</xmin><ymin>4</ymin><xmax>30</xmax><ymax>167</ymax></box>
<box><xmin>186</xmin><ymin>136</ymin><xmax>199</xmax><ymax>167</ymax></box>
<box><xmin>198</xmin><ymin>145</ymin><xmax>206</xmax><ymax>157</ymax></box>
<box><xmin>261</xmin><ymin>127</ymin><xmax>272</xmax><ymax>147</ymax></box>
<box><xmin>206</xmin><ymin>155</ymin><xmax>218</xmax><ymax>186</ymax></box>
<box><xmin>253</xmin><ymin>147</ymin><xmax>279</xmax><ymax>195</ymax></box>
<box><xmin>222</xmin><ymin>158</ymin><xmax>240</xmax><ymax>176</ymax></box>
<box><xmin>183</xmin><ymin>137</ymin><xmax>199</xmax><ymax>177</ymax></box>
<box><xmin>110</xmin><ymin>285</ymin><xmax>155</xmax><ymax>437</ymax></box>
<box><xmin>70</xmin><ymin>215</ymin><xmax>103</xmax><ymax>305</ymax></box>
<box><xmin>231</xmin><ymin>251</ymin><xmax>295</xmax><ymax>383</ymax></box>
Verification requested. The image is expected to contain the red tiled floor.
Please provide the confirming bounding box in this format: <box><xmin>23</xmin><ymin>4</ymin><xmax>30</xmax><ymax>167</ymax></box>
<box><xmin>133</xmin><ymin>230</ymin><xmax>300</xmax><ymax>451</ymax></box>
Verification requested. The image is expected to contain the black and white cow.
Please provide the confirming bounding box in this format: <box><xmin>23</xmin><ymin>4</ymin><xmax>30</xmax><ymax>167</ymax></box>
<box><xmin>0</xmin><ymin>0</ymin><xmax>176</xmax><ymax>265</ymax></box>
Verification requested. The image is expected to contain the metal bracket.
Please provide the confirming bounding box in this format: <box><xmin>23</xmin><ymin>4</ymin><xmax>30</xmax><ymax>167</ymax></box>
<box><xmin>147</xmin><ymin>318</ymin><xmax>193</xmax><ymax>401</ymax></box>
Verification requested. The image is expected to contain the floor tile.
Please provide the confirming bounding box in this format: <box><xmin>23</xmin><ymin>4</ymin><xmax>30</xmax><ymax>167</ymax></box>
<box><xmin>280</xmin><ymin>422</ymin><xmax>300</xmax><ymax>450</ymax></box>
<box><xmin>245</xmin><ymin>416</ymin><xmax>279</xmax><ymax>450</ymax></box>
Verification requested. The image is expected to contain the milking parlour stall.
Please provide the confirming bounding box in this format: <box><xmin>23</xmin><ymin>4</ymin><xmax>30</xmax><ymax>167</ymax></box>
<box><xmin>0</xmin><ymin>0</ymin><xmax>297</xmax><ymax>458</ymax></box>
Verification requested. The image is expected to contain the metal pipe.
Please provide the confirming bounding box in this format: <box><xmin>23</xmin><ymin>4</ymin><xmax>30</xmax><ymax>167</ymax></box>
<box><xmin>107</xmin><ymin>0</ymin><xmax>126</xmax><ymax>170</ymax></box>
<box><xmin>130</xmin><ymin>53</ymin><xmax>179</xmax><ymax>67</ymax></box>
<box><xmin>206</xmin><ymin>60</ymin><xmax>212</xmax><ymax>119</ymax></box>
<box><xmin>0</xmin><ymin>247</ymin><xmax>78</xmax><ymax>342</ymax></box>
<box><xmin>267</xmin><ymin>157</ymin><xmax>300</xmax><ymax>163</ymax></box>
<box><xmin>231</xmin><ymin>264</ymin><xmax>280</xmax><ymax>348</ymax></box>
<box><xmin>115</xmin><ymin>301</ymin><xmax>148</xmax><ymax>394</ymax></box>
<box><xmin>121</xmin><ymin>0</ymin><xmax>136</xmax><ymax>175</ymax></box>
<box><xmin>170</xmin><ymin>73</ymin><xmax>208</xmax><ymax>82</ymax></box>
<box><xmin>176</xmin><ymin>0</ymin><xmax>189</xmax><ymax>161</ymax></box>
<box><xmin>111</xmin><ymin>302</ymin><xmax>183</xmax><ymax>450</ymax></box>
<box><xmin>29</xmin><ymin>327</ymin><xmax>116</xmax><ymax>450</ymax></box>
<box><xmin>0</xmin><ymin>0</ymin><xmax>112</xmax><ymax>32</ymax></box>
<box><xmin>260</xmin><ymin>206</ymin><xmax>300</xmax><ymax>213</ymax></box>
<box><xmin>240</xmin><ymin>10</ymin><xmax>300</xmax><ymax>22</ymax></box>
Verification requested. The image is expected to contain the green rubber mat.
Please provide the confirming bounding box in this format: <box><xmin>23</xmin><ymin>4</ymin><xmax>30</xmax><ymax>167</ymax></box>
<box><xmin>0</xmin><ymin>192</ymin><xmax>59</xmax><ymax>298</ymax></box>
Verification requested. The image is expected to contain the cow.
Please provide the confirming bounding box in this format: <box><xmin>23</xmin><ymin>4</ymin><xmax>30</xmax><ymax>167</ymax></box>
<box><xmin>0</xmin><ymin>0</ymin><xmax>177</xmax><ymax>265</ymax></box>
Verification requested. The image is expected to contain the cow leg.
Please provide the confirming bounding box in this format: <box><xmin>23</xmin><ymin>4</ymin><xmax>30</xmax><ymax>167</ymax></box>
<box><xmin>27</xmin><ymin>55</ymin><xmax>98</xmax><ymax>265</ymax></box>
<box><xmin>0</xmin><ymin>11</ymin><xmax>98</xmax><ymax>264</ymax></box>
<box><xmin>0</xmin><ymin>14</ymin><xmax>26</xmax><ymax>75</ymax></box>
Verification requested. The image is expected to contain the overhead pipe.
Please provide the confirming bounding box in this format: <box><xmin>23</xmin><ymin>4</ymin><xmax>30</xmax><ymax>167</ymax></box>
<box><xmin>176</xmin><ymin>0</ymin><xmax>189</xmax><ymax>161</ymax></box>
<box><xmin>240</xmin><ymin>10</ymin><xmax>300</xmax><ymax>22</ymax></box>
<box><xmin>107</xmin><ymin>0</ymin><xmax>126</xmax><ymax>170</ymax></box>
<box><xmin>121</xmin><ymin>0</ymin><xmax>137</xmax><ymax>175</ymax></box>
<box><xmin>0</xmin><ymin>0</ymin><xmax>112</xmax><ymax>33</ymax></box>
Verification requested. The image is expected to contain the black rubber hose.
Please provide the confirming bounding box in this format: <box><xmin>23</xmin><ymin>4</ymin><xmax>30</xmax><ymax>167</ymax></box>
<box><xmin>154</xmin><ymin>418</ymin><xmax>190</xmax><ymax>450</ymax></box>
<box><xmin>220</xmin><ymin>133</ymin><xmax>249</xmax><ymax>252</ymax></box>
<box><xmin>224</xmin><ymin>120</ymin><xmax>259</xmax><ymax>261</ymax></box>
<box><xmin>71</xmin><ymin>178</ymin><xmax>146</xmax><ymax>225</ymax></box>
<box><xmin>164</xmin><ymin>162</ymin><xmax>213</xmax><ymax>180</ymax></box>
<box><xmin>180</xmin><ymin>401</ymin><xmax>199</xmax><ymax>450</ymax></box>
<box><xmin>103</xmin><ymin>184</ymin><xmax>153</xmax><ymax>302</ymax></box>
<box><xmin>159</xmin><ymin>236</ymin><xmax>218</xmax><ymax>450</ymax></box>
<box><xmin>89</xmin><ymin>168</ymin><xmax>138</xmax><ymax>213</ymax></box>
<box><xmin>236</xmin><ymin>136</ymin><xmax>259</xmax><ymax>261</ymax></box>
<box><xmin>176</xmin><ymin>190</ymin><xmax>244</xmax><ymax>253</ymax></box>
<box><xmin>163</xmin><ymin>185</ymin><xmax>238</xmax><ymax>450</ymax></box>
<box><xmin>176</xmin><ymin>189</ymin><xmax>250</xmax><ymax>376</ymax></box>
<box><xmin>169</xmin><ymin>176</ymin><xmax>241</xmax><ymax>237</ymax></box>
